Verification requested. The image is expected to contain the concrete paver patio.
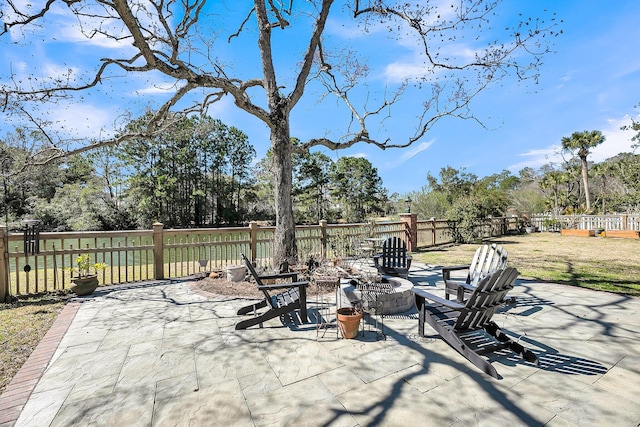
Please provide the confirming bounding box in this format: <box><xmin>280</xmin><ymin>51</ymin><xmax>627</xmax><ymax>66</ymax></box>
<box><xmin>1</xmin><ymin>263</ymin><xmax>640</xmax><ymax>426</ymax></box>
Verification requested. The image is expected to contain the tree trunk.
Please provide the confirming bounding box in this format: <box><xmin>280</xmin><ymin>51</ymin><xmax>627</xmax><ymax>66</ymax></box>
<box><xmin>580</xmin><ymin>155</ymin><xmax>591</xmax><ymax>210</ymax></box>
<box><xmin>271</xmin><ymin>116</ymin><xmax>297</xmax><ymax>267</ymax></box>
<box><xmin>601</xmin><ymin>176</ymin><xmax>606</xmax><ymax>213</ymax></box>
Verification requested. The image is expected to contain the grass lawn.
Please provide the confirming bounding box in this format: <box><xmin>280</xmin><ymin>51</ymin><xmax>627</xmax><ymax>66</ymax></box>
<box><xmin>412</xmin><ymin>232</ymin><xmax>640</xmax><ymax>297</ymax></box>
<box><xmin>0</xmin><ymin>296</ymin><xmax>67</xmax><ymax>392</ymax></box>
<box><xmin>1</xmin><ymin>231</ymin><xmax>638</xmax><ymax>393</ymax></box>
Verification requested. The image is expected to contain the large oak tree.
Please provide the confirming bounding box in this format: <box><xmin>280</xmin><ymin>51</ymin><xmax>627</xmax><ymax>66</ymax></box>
<box><xmin>1</xmin><ymin>1</ymin><xmax>559</xmax><ymax>265</ymax></box>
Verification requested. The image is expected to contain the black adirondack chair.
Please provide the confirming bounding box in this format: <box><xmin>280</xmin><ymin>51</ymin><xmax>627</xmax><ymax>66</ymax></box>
<box><xmin>235</xmin><ymin>254</ymin><xmax>309</xmax><ymax>330</ymax></box>
<box><xmin>412</xmin><ymin>267</ymin><xmax>537</xmax><ymax>378</ymax></box>
<box><xmin>373</xmin><ymin>237</ymin><xmax>412</xmax><ymax>278</ymax></box>
<box><xmin>442</xmin><ymin>243</ymin><xmax>508</xmax><ymax>302</ymax></box>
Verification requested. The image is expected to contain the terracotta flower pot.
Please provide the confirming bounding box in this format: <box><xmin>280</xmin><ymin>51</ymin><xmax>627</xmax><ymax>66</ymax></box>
<box><xmin>336</xmin><ymin>307</ymin><xmax>362</xmax><ymax>339</ymax></box>
<box><xmin>70</xmin><ymin>275</ymin><xmax>99</xmax><ymax>296</ymax></box>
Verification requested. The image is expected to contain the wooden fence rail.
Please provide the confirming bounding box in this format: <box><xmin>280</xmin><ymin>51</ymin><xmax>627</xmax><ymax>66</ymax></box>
<box><xmin>0</xmin><ymin>215</ymin><xmax>513</xmax><ymax>300</ymax></box>
<box><xmin>531</xmin><ymin>214</ymin><xmax>640</xmax><ymax>231</ymax></box>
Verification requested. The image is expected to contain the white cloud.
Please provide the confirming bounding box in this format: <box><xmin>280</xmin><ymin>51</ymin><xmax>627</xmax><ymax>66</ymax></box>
<box><xmin>383</xmin><ymin>40</ymin><xmax>481</xmax><ymax>83</ymax></box>
<box><xmin>325</xmin><ymin>1</ymin><xmax>477</xmax><ymax>84</ymax></box>
<box><xmin>45</xmin><ymin>101</ymin><xmax>118</xmax><ymax>140</ymax></box>
<box><xmin>401</xmin><ymin>139</ymin><xmax>434</xmax><ymax>161</ymax></box>
<box><xmin>41</xmin><ymin>63</ymin><xmax>81</xmax><ymax>80</ymax></box>
<box><xmin>560</xmin><ymin>74</ymin><xmax>572</xmax><ymax>82</ymax></box>
<box><xmin>508</xmin><ymin>113</ymin><xmax>639</xmax><ymax>173</ymax></box>
<box><xmin>52</xmin><ymin>21</ymin><xmax>131</xmax><ymax>50</ymax></box>
<box><xmin>591</xmin><ymin>115</ymin><xmax>638</xmax><ymax>162</ymax></box>
<box><xmin>5</xmin><ymin>0</ymin><xmax>140</xmax><ymax>51</ymax></box>
<box><xmin>507</xmin><ymin>146</ymin><xmax>562</xmax><ymax>172</ymax></box>
<box><xmin>384</xmin><ymin>139</ymin><xmax>434</xmax><ymax>168</ymax></box>
<box><xmin>135</xmin><ymin>82</ymin><xmax>182</xmax><ymax>95</ymax></box>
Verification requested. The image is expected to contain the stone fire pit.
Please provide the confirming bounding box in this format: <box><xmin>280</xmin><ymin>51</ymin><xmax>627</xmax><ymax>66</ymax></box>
<box><xmin>339</xmin><ymin>275</ymin><xmax>415</xmax><ymax>315</ymax></box>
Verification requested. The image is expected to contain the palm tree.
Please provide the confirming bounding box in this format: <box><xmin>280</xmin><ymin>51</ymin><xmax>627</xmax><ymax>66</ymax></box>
<box><xmin>560</xmin><ymin>130</ymin><xmax>606</xmax><ymax>211</ymax></box>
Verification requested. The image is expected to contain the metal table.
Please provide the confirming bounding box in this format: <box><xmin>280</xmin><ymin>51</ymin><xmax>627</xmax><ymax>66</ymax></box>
<box><xmin>355</xmin><ymin>280</ymin><xmax>395</xmax><ymax>340</ymax></box>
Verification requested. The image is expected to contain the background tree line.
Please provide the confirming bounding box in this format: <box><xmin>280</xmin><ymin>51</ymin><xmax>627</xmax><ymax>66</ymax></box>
<box><xmin>0</xmin><ymin>115</ymin><xmax>390</xmax><ymax>231</ymax></box>
<box><xmin>409</xmin><ymin>127</ymin><xmax>640</xmax><ymax>242</ymax></box>
<box><xmin>1</xmin><ymin>117</ymin><xmax>639</xmax><ymax>235</ymax></box>
<box><xmin>408</xmin><ymin>154</ymin><xmax>640</xmax><ymax>242</ymax></box>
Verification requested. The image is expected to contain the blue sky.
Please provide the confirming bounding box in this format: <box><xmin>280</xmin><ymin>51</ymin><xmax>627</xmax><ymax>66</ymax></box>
<box><xmin>2</xmin><ymin>1</ymin><xmax>640</xmax><ymax>196</ymax></box>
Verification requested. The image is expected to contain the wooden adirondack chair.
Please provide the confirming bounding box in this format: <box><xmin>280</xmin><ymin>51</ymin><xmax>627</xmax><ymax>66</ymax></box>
<box><xmin>373</xmin><ymin>237</ymin><xmax>413</xmax><ymax>278</ymax></box>
<box><xmin>412</xmin><ymin>267</ymin><xmax>537</xmax><ymax>378</ymax></box>
<box><xmin>235</xmin><ymin>254</ymin><xmax>309</xmax><ymax>330</ymax></box>
<box><xmin>442</xmin><ymin>243</ymin><xmax>508</xmax><ymax>302</ymax></box>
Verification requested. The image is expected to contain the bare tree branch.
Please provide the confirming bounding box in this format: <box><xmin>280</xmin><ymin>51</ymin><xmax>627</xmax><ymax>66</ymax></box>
<box><xmin>290</xmin><ymin>0</ymin><xmax>333</xmax><ymax>109</ymax></box>
<box><xmin>0</xmin><ymin>0</ymin><xmax>559</xmax><ymax>263</ymax></box>
<box><xmin>1</xmin><ymin>0</ymin><xmax>59</xmax><ymax>35</ymax></box>
<box><xmin>228</xmin><ymin>6</ymin><xmax>256</xmax><ymax>43</ymax></box>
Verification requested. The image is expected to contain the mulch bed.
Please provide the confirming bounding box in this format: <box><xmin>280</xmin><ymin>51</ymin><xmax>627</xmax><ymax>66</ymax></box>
<box><xmin>193</xmin><ymin>275</ymin><xmax>338</xmax><ymax>299</ymax></box>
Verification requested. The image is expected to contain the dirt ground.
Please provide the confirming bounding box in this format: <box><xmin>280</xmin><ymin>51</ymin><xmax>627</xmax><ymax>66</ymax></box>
<box><xmin>195</xmin><ymin>276</ymin><xmax>264</xmax><ymax>298</ymax></box>
<box><xmin>194</xmin><ymin>274</ymin><xmax>338</xmax><ymax>299</ymax></box>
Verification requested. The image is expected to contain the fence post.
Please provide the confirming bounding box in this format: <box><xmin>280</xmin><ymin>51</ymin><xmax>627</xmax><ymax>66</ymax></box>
<box><xmin>249</xmin><ymin>221</ymin><xmax>258</xmax><ymax>263</ymax></box>
<box><xmin>0</xmin><ymin>225</ymin><xmax>8</xmax><ymax>301</ymax></box>
<box><xmin>319</xmin><ymin>220</ymin><xmax>327</xmax><ymax>260</ymax></box>
<box><xmin>430</xmin><ymin>218</ymin><xmax>436</xmax><ymax>246</ymax></box>
<box><xmin>153</xmin><ymin>222</ymin><xmax>164</xmax><ymax>280</ymax></box>
<box><xmin>399</xmin><ymin>213</ymin><xmax>418</xmax><ymax>251</ymax></box>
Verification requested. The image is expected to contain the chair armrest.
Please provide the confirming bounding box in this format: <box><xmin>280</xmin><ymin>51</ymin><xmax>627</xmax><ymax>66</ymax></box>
<box><xmin>258</xmin><ymin>272</ymin><xmax>298</xmax><ymax>281</ymax></box>
<box><xmin>441</xmin><ymin>264</ymin><xmax>470</xmax><ymax>281</ymax></box>
<box><xmin>442</xmin><ymin>277</ymin><xmax>464</xmax><ymax>287</ymax></box>
<box><xmin>258</xmin><ymin>281</ymin><xmax>309</xmax><ymax>291</ymax></box>
<box><xmin>456</xmin><ymin>282</ymin><xmax>475</xmax><ymax>292</ymax></box>
<box><xmin>411</xmin><ymin>288</ymin><xmax>465</xmax><ymax>310</ymax></box>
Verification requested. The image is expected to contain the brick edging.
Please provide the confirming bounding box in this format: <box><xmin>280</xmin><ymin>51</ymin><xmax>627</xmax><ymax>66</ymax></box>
<box><xmin>0</xmin><ymin>301</ymin><xmax>81</xmax><ymax>426</ymax></box>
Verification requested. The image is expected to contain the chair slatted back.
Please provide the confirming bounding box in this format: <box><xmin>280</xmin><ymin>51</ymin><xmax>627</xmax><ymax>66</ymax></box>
<box><xmin>381</xmin><ymin>237</ymin><xmax>408</xmax><ymax>269</ymax></box>
<box><xmin>455</xmin><ymin>267</ymin><xmax>518</xmax><ymax>331</ymax></box>
<box><xmin>468</xmin><ymin>244</ymin><xmax>508</xmax><ymax>287</ymax></box>
<box><xmin>241</xmin><ymin>254</ymin><xmax>276</xmax><ymax>307</ymax></box>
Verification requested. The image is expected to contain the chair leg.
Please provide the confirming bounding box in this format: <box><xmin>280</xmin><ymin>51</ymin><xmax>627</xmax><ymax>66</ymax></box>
<box><xmin>415</xmin><ymin>294</ymin><xmax>425</xmax><ymax>337</ymax></box>
<box><xmin>235</xmin><ymin>306</ymin><xmax>283</xmax><ymax>330</ymax></box>
<box><xmin>444</xmin><ymin>283</ymin><xmax>455</xmax><ymax>300</ymax></box>
<box><xmin>235</xmin><ymin>312</ymin><xmax>269</xmax><ymax>330</ymax></box>
<box><xmin>424</xmin><ymin>310</ymin><xmax>500</xmax><ymax>378</ymax></box>
<box><xmin>484</xmin><ymin>321</ymin><xmax>539</xmax><ymax>365</ymax></box>
<box><xmin>237</xmin><ymin>299</ymin><xmax>267</xmax><ymax>315</ymax></box>
<box><xmin>299</xmin><ymin>286</ymin><xmax>308</xmax><ymax>323</ymax></box>
<box><xmin>236</xmin><ymin>304</ymin><xmax>306</xmax><ymax>330</ymax></box>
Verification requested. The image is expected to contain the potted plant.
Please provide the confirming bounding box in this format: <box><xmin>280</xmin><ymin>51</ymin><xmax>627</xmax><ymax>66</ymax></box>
<box><xmin>68</xmin><ymin>254</ymin><xmax>107</xmax><ymax>296</ymax></box>
<box><xmin>336</xmin><ymin>302</ymin><xmax>362</xmax><ymax>339</ymax></box>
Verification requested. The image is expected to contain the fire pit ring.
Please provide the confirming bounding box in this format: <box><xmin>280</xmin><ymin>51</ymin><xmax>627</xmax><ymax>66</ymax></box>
<box><xmin>339</xmin><ymin>275</ymin><xmax>415</xmax><ymax>315</ymax></box>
